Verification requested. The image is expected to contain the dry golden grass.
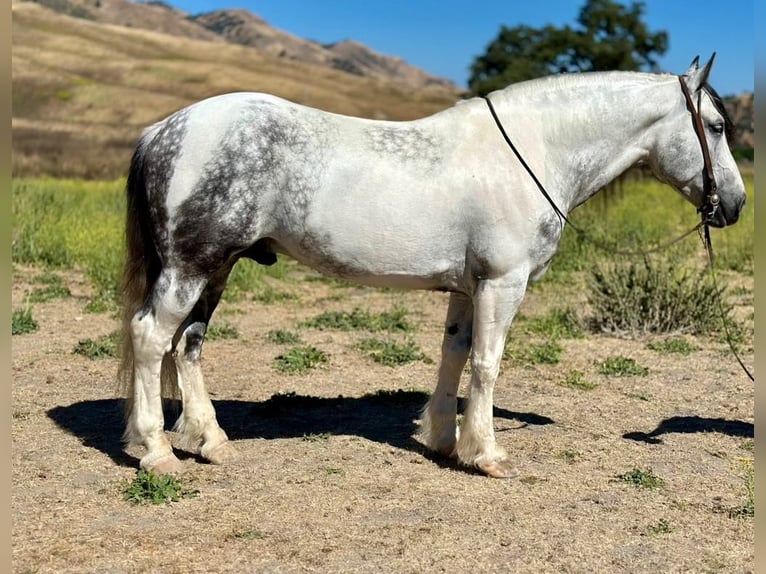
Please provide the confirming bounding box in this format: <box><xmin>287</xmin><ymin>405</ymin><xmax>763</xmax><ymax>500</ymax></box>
<box><xmin>12</xmin><ymin>2</ymin><xmax>461</xmax><ymax>178</ymax></box>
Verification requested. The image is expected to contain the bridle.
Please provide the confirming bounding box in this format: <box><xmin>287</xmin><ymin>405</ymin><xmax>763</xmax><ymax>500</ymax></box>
<box><xmin>677</xmin><ymin>75</ymin><xmax>720</xmax><ymax>225</ymax></box>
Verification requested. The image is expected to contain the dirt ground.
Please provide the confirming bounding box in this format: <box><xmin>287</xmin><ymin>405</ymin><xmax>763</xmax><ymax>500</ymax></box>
<box><xmin>11</xmin><ymin>264</ymin><xmax>754</xmax><ymax>573</ymax></box>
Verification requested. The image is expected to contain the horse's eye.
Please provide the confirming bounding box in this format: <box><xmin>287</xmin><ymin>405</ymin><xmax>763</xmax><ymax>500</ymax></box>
<box><xmin>710</xmin><ymin>122</ymin><xmax>725</xmax><ymax>135</ymax></box>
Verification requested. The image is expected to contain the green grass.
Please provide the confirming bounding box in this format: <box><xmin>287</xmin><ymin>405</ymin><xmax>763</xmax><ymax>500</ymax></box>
<box><xmin>273</xmin><ymin>346</ymin><xmax>328</xmax><ymax>374</ymax></box>
<box><xmin>206</xmin><ymin>321</ymin><xmax>239</xmax><ymax>341</ymax></box>
<box><xmin>646</xmin><ymin>337</ymin><xmax>700</xmax><ymax>355</ymax></box>
<box><xmin>557</xmin><ymin>369</ymin><xmax>597</xmax><ymax>390</ymax></box>
<box><xmin>647</xmin><ymin>519</ymin><xmax>673</xmax><ymax>535</ymax></box>
<box><xmin>558</xmin><ymin>449</ymin><xmax>582</xmax><ymax>464</ymax></box>
<box><xmin>267</xmin><ymin>329</ymin><xmax>302</xmax><ymax>345</ymax></box>
<box><xmin>618</xmin><ymin>467</ymin><xmax>664</xmax><ymax>489</ymax></box>
<box><xmin>11</xmin><ymin>307</ymin><xmax>39</xmax><ymax>335</ymax></box>
<box><xmin>524</xmin><ymin>307</ymin><xmax>583</xmax><ymax>339</ymax></box>
<box><xmin>123</xmin><ymin>470</ymin><xmax>198</xmax><ymax>505</ymax></box>
<box><xmin>302</xmin><ymin>432</ymin><xmax>332</xmax><ymax>442</ymax></box>
<box><xmin>301</xmin><ymin>307</ymin><xmax>413</xmax><ymax>333</ymax></box>
<box><xmin>13</xmin><ymin>178</ymin><xmax>125</xmax><ymax>311</ymax></box>
<box><xmin>27</xmin><ymin>283</ymin><xmax>71</xmax><ymax>303</ymax></box>
<box><xmin>596</xmin><ymin>356</ymin><xmax>649</xmax><ymax>377</ymax></box>
<box><xmin>73</xmin><ymin>332</ymin><xmax>120</xmax><ymax>359</ymax></box>
<box><xmin>506</xmin><ymin>339</ymin><xmax>563</xmax><ymax>366</ymax></box>
<box><xmin>729</xmin><ymin>459</ymin><xmax>754</xmax><ymax>519</ymax></box>
<box><xmin>355</xmin><ymin>338</ymin><xmax>430</xmax><ymax>367</ymax></box>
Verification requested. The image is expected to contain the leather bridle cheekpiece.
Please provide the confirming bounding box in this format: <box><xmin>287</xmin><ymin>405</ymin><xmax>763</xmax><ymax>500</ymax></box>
<box><xmin>678</xmin><ymin>75</ymin><xmax>720</xmax><ymax>224</ymax></box>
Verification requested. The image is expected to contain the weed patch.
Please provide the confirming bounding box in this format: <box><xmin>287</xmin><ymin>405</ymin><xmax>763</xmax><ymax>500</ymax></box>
<box><xmin>596</xmin><ymin>356</ymin><xmax>649</xmax><ymax>377</ymax></box>
<box><xmin>73</xmin><ymin>332</ymin><xmax>120</xmax><ymax>359</ymax></box>
<box><xmin>355</xmin><ymin>338</ymin><xmax>430</xmax><ymax>367</ymax></box>
<box><xmin>647</xmin><ymin>519</ymin><xmax>672</xmax><ymax>535</ymax></box>
<box><xmin>267</xmin><ymin>329</ymin><xmax>302</xmax><ymax>345</ymax></box>
<box><xmin>557</xmin><ymin>369</ymin><xmax>597</xmax><ymax>390</ymax></box>
<box><xmin>525</xmin><ymin>307</ymin><xmax>583</xmax><ymax>339</ymax></box>
<box><xmin>505</xmin><ymin>339</ymin><xmax>563</xmax><ymax>365</ymax></box>
<box><xmin>123</xmin><ymin>470</ymin><xmax>198</xmax><ymax>505</ymax></box>
<box><xmin>12</xmin><ymin>307</ymin><xmax>39</xmax><ymax>335</ymax></box>
<box><xmin>301</xmin><ymin>307</ymin><xmax>413</xmax><ymax>333</ymax></box>
<box><xmin>273</xmin><ymin>346</ymin><xmax>327</xmax><ymax>374</ymax></box>
<box><xmin>206</xmin><ymin>321</ymin><xmax>239</xmax><ymax>341</ymax></box>
<box><xmin>646</xmin><ymin>337</ymin><xmax>700</xmax><ymax>355</ymax></box>
<box><xmin>28</xmin><ymin>283</ymin><xmax>71</xmax><ymax>303</ymax></box>
<box><xmin>618</xmin><ymin>468</ymin><xmax>664</xmax><ymax>489</ymax></box>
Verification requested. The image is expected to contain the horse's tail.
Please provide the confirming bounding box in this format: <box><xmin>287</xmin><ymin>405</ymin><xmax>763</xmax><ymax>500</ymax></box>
<box><xmin>118</xmin><ymin>125</ymin><xmax>178</xmax><ymax>431</ymax></box>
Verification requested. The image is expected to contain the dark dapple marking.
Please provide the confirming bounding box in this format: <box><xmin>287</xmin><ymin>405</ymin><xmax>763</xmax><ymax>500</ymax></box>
<box><xmin>365</xmin><ymin>125</ymin><xmax>442</xmax><ymax>167</ymax></box>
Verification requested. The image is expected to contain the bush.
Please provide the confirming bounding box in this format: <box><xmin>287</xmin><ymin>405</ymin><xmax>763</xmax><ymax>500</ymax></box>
<box><xmin>588</xmin><ymin>257</ymin><xmax>730</xmax><ymax>335</ymax></box>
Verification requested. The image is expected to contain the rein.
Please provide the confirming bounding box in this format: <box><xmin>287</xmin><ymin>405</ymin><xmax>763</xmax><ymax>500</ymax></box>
<box><xmin>481</xmin><ymin>76</ymin><xmax>754</xmax><ymax>381</ymax></box>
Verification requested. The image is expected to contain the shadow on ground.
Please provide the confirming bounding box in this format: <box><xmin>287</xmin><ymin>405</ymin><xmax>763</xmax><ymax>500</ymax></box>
<box><xmin>623</xmin><ymin>415</ymin><xmax>754</xmax><ymax>444</ymax></box>
<box><xmin>47</xmin><ymin>390</ymin><xmax>555</xmax><ymax>469</ymax></box>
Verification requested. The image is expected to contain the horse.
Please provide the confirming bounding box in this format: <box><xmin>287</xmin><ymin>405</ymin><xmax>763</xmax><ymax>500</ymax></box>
<box><xmin>119</xmin><ymin>55</ymin><xmax>745</xmax><ymax>478</ymax></box>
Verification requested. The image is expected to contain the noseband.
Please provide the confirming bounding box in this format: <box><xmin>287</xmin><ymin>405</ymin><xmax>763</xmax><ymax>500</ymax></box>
<box><xmin>678</xmin><ymin>75</ymin><xmax>720</xmax><ymax>224</ymax></box>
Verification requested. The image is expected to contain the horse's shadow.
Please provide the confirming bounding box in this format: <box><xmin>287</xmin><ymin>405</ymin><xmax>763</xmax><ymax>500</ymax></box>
<box><xmin>46</xmin><ymin>390</ymin><xmax>555</xmax><ymax>469</ymax></box>
<box><xmin>623</xmin><ymin>416</ymin><xmax>754</xmax><ymax>444</ymax></box>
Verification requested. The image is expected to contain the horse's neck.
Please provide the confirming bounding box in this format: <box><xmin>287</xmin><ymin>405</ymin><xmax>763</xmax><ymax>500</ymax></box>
<box><xmin>494</xmin><ymin>73</ymin><xmax>677</xmax><ymax>213</ymax></box>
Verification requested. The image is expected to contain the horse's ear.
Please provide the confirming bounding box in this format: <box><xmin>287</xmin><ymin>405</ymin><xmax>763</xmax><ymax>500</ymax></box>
<box><xmin>684</xmin><ymin>53</ymin><xmax>716</xmax><ymax>92</ymax></box>
<box><xmin>684</xmin><ymin>55</ymin><xmax>700</xmax><ymax>76</ymax></box>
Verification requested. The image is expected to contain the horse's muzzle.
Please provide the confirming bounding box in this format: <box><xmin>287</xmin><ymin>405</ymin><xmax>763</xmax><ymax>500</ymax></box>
<box><xmin>704</xmin><ymin>193</ymin><xmax>745</xmax><ymax>228</ymax></box>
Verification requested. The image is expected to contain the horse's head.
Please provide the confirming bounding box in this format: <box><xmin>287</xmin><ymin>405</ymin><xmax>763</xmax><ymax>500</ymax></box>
<box><xmin>649</xmin><ymin>54</ymin><xmax>746</xmax><ymax>228</ymax></box>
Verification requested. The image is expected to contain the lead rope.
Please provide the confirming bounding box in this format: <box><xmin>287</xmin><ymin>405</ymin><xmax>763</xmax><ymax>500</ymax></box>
<box><xmin>482</xmin><ymin>92</ymin><xmax>754</xmax><ymax>382</ymax></box>
<box><xmin>700</xmin><ymin>224</ymin><xmax>755</xmax><ymax>381</ymax></box>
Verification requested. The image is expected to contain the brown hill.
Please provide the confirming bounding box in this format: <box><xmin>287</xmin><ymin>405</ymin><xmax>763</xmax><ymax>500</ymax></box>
<box><xmin>23</xmin><ymin>0</ymin><xmax>458</xmax><ymax>90</ymax></box>
<box><xmin>12</xmin><ymin>1</ymin><xmax>461</xmax><ymax>179</ymax></box>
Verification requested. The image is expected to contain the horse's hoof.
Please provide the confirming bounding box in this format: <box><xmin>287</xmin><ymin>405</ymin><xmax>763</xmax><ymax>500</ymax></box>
<box><xmin>478</xmin><ymin>459</ymin><xmax>519</xmax><ymax>479</ymax></box>
<box><xmin>201</xmin><ymin>441</ymin><xmax>239</xmax><ymax>465</ymax></box>
<box><xmin>142</xmin><ymin>453</ymin><xmax>184</xmax><ymax>475</ymax></box>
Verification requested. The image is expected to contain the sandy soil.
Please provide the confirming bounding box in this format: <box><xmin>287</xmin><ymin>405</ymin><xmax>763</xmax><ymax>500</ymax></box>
<box><xmin>12</xmin><ymin>265</ymin><xmax>754</xmax><ymax>573</ymax></box>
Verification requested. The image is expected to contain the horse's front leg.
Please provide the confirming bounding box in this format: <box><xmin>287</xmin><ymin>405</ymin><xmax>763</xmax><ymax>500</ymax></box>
<box><xmin>421</xmin><ymin>292</ymin><xmax>473</xmax><ymax>456</ymax></box>
<box><xmin>456</xmin><ymin>274</ymin><xmax>527</xmax><ymax>478</ymax></box>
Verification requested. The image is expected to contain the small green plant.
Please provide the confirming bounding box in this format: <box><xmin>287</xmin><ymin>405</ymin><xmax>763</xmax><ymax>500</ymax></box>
<box><xmin>301</xmin><ymin>307</ymin><xmax>413</xmax><ymax>333</ymax></box>
<box><xmin>526</xmin><ymin>307</ymin><xmax>583</xmax><ymax>339</ymax></box>
<box><xmin>267</xmin><ymin>329</ymin><xmax>302</xmax><ymax>345</ymax></box>
<box><xmin>232</xmin><ymin>529</ymin><xmax>268</xmax><ymax>540</ymax></box>
<box><xmin>273</xmin><ymin>346</ymin><xmax>328</xmax><ymax>373</ymax></box>
<box><xmin>252</xmin><ymin>287</ymin><xmax>299</xmax><ymax>304</ymax></box>
<box><xmin>123</xmin><ymin>470</ymin><xmax>198</xmax><ymax>505</ymax></box>
<box><xmin>647</xmin><ymin>519</ymin><xmax>672</xmax><ymax>535</ymax></box>
<box><xmin>323</xmin><ymin>467</ymin><xmax>344</xmax><ymax>475</ymax></box>
<box><xmin>558</xmin><ymin>449</ymin><xmax>582</xmax><ymax>464</ymax></box>
<box><xmin>558</xmin><ymin>369</ymin><xmax>597</xmax><ymax>390</ymax></box>
<box><xmin>28</xmin><ymin>283</ymin><xmax>71</xmax><ymax>303</ymax></box>
<box><xmin>12</xmin><ymin>306</ymin><xmax>39</xmax><ymax>335</ymax></box>
<box><xmin>505</xmin><ymin>340</ymin><xmax>562</xmax><ymax>365</ymax></box>
<box><xmin>646</xmin><ymin>337</ymin><xmax>700</xmax><ymax>355</ymax></box>
<box><xmin>618</xmin><ymin>467</ymin><xmax>664</xmax><ymax>489</ymax></box>
<box><xmin>73</xmin><ymin>332</ymin><xmax>120</xmax><ymax>359</ymax></box>
<box><xmin>729</xmin><ymin>459</ymin><xmax>754</xmax><ymax>518</ymax></box>
<box><xmin>302</xmin><ymin>432</ymin><xmax>332</xmax><ymax>442</ymax></box>
<box><xmin>596</xmin><ymin>356</ymin><xmax>649</xmax><ymax>377</ymax></box>
<box><xmin>355</xmin><ymin>338</ymin><xmax>430</xmax><ymax>367</ymax></box>
<box><xmin>206</xmin><ymin>321</ymin><xmax>239</xmax><ymax>341</ymax></box>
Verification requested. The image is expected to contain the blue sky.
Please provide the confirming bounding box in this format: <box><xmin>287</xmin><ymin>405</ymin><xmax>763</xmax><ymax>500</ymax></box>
<box><xmin>165</xmin><ymin>0</ymin><xmax>754</xmax><ymax>96</ymax></box>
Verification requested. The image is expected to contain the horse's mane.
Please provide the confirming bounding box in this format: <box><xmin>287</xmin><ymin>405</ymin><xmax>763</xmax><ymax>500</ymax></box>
<box><xmin>499</xmin><ymin>72</ymin><xmax>736</xmax><ymax>143</ymax></box>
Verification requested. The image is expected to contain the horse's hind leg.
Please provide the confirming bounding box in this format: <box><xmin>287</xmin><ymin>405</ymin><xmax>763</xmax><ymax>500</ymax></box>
<box><xmin>172</xmin><ymin>265</ymin><xmax>238</xmax><ymax>464</ymax></box>
<box><xmin>421</xmin><ymin>292</ymin><xmax>473</xmax><ymax>456</ymax></box>
<box><xmin>126</xmin><ymin>271</ymin><xmax>207</xmax><ymax>473</ymax></box>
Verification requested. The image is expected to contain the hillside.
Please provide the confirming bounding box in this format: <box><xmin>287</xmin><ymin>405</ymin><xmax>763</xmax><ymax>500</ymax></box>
<box><xmin>12</xmin><ymin>1</ymin><xmax>462</xmax><ymax>179</ymax></box>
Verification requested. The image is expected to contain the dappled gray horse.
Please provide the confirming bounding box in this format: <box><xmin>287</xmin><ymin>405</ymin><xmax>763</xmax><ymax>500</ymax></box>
<box><xmin>120</xmin><ymin>55</ymin><xmax>745</xmax><ymax>478</ymax></box>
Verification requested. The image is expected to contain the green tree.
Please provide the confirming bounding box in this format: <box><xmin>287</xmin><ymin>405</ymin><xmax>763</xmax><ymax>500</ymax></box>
<box><xmin>469</xmin><ymin>0</ymin><xmax>668</xmax><ymax>95</ymax></box>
